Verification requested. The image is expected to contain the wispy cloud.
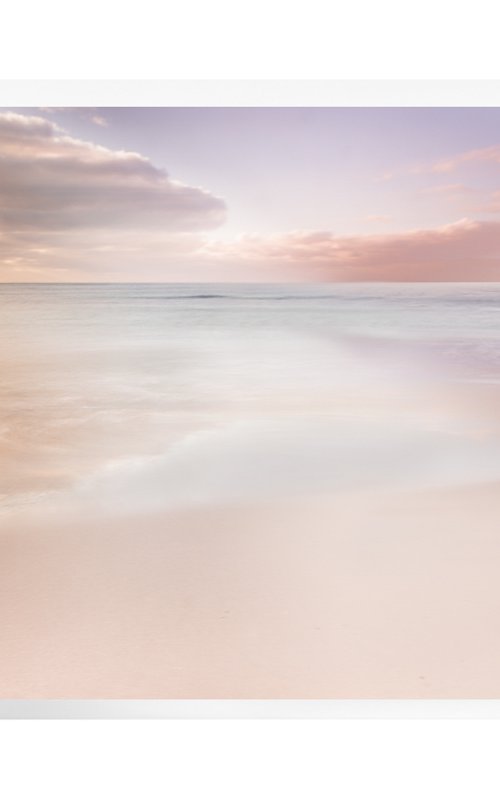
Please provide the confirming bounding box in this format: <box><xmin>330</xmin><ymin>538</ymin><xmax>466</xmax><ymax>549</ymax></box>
<box><xmin>365</xmin><ymin>214</ymin><xmax>391</xmax><ymax>223</ymax></box>
<box><xmin>417</xmin><ymin>183</ymin><xmax>474</xmax><ymax>197</ymax></box>
<box><xmin>477</xmin><ymin>189</ymin><xmax>500</xmax><ymax>214</ymax></box>
<box><xmin>381</xmin><ymin>145</ymin><xmax>500</xmax><ymax>182</ymax></box>
<box><xmin>430</xmin><ymin>144</ymin><xmax>500</xmax><ymax>174</ymax></box>
<box><xmin>39</xmin><ymin>107</ymin><xmax>110</xmax><ymax>127</ymax></box>
<box><xmin>89</xmin><ymin>114</ymin><xmax>108</xmax><ymax>128</ymax></box>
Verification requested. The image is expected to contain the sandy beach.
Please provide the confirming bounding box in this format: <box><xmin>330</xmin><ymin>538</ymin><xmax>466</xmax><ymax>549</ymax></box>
<box><xmin>1</xmin><ymin>480</ymin><xmax>499</xmax><ymax>699</ymax></box>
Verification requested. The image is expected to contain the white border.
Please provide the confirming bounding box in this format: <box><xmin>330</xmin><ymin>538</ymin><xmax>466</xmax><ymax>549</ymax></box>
<box><xmin>1</xmin><ymin>701</ymin><xmax>500</xmax><ymax>718</ymax></box>
<box><xmin>1</xmin><ymin>79</ymin><xmax>500</xmax><ymax>107</ymax></box>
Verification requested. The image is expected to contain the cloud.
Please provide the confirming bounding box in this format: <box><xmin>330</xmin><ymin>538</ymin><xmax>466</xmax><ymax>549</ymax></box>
<box><xmin>430</xmin><ymin>144</ymin><xmax>500</xmax><ymax>174</ymax></box>
<box><xmin>0</xmin><ymin>112</ymin><xmax>226</xmax><ymax>278</ymax></box>
<box><xmin>0</xmin><ymin>226</ymin><xmax>208</xmax><ymax>281</ymax></box>
<box><xmin>90</xmin><ymin>115</ymin><xmax>108</xmax><ymax>128</ymax></box>
<box><xmin>417</xmin><ymin>183</ymin><xmax>473</xmax><ymax>197</ymax></box>
<box><xmin>39</xmin><ymin>107</ymin><xmax>109</xmax><ymax>127</ymax></box>
<box><xmin>384</xmin><ymin>146</ymin><xmax>500</xmax><ymax>181</ymax></box>
<box><xmin>0</xmin><ymin>112</ymin><xmax>225</xmax><ymax>232</ymax></box>
<box><xmin>479</xmin><ymin>190</ymin><xmax>500</xmax><ymax>214</ymax></box>
<box><xmin>365</xmin><ymin>215</ymin><xmax>391</xmax><ymax>223</ymax></box>
<box><xmin>201</xmin><ymin>219</ymin><xmax>500</xmax><ymax>281</ymax></box>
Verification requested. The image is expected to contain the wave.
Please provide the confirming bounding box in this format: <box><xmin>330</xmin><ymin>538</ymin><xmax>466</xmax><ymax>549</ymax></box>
<box><xmin>139</xmin><ymin>293</ymin><xmax>345</xmax><ymax>301</ymax></box>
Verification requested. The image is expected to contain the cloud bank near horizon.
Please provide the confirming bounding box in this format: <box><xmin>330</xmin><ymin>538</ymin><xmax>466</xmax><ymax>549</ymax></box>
<box><xmin>200</xmin><ymin>219</ymin><xmax>500</xmax><ymax>281</ymax></box>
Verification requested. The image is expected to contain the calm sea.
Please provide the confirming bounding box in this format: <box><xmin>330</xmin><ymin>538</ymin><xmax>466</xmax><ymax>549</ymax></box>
<box><xmin>2</xmin><ymin>282</ymin><xmax>500</xmax><ymax>513</ymax></box>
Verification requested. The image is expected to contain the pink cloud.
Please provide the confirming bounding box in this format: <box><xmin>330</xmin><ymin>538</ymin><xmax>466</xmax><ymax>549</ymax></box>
<box><xmin>201</xmin><ymin>219</ymin><xmax>500</xmax><ymax>281</ymax></box>
<box><xmin>4</xmin><ymin>217</ymin><xmax>500</xmax><ymax>282</ymax></box>
<box><xmin>417</xmin><ymin>183</ymin><xmax>473</xmax><ymax>197</ymax></box>
<box><xmin>365</xmin><ymin>214</ymin><xmax>391</xmax><ymax>223</ymax></box>
<box><xmin>389</xmin><ymin>146</ymin><xmax>500</xmax><ymax>180</ymax></box>
<box><xmin>479</xmin><ymin>190</ymin><xmax>500</xmax><ymax>213</ymax></box>
<box><xmin>430</xmin><ymin>145</ymin><xmax>500</xmax><ymax>174</ymax></box>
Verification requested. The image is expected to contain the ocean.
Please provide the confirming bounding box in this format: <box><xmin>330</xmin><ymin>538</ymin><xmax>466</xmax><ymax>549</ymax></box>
<box><xmin>2</xmin><ymin>282</ymin><xmax>500</xmax><ymax>515</ymax></box>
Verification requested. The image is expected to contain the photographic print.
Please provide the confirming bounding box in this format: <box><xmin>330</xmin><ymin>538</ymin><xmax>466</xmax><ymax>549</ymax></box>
<box><xmin>1</xmin><ymin>101</ymin><xmax>500</xmax><ymax>701</ymax></box>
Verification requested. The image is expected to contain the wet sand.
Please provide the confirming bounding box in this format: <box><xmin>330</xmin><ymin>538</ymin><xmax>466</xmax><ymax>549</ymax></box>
<box><xmin>1</xmin><ymin>482</ymin><xmax>499</xmax><ymax>699</ymax></box>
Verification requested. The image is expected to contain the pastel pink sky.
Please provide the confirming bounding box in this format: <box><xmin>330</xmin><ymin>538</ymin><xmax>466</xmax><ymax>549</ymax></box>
<box><xmin>2</xmin><ymin>107</ymin><xmax>500</xmax><ymax>281</ymax></box>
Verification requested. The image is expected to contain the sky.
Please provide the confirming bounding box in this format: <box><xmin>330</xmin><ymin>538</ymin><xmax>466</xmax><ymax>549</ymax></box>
<box><xmin>1</xmin><ymin>106</ymin><xmax>500</xmax><ymax>281</ymax></box>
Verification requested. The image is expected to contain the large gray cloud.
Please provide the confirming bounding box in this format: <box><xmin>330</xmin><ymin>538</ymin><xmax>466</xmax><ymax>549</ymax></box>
<box><xmin>0</xmin><ymin>112</ymin><xmax>226</xmax><ymax>274</ymax></box>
